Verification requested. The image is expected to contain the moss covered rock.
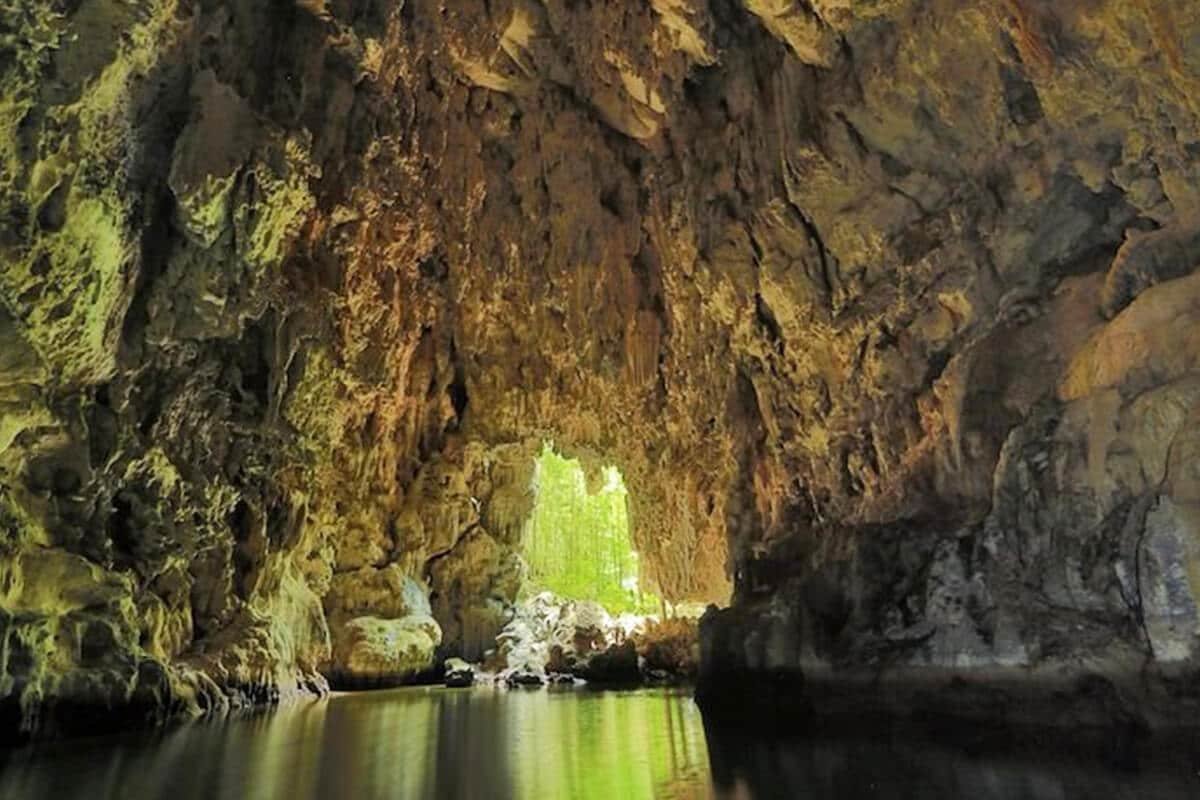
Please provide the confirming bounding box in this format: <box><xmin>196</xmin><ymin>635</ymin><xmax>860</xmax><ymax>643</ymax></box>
<box><xmin>330</xmin><ymin>615</ymin><xmax>442</xmax><ymax>688</ymax></box>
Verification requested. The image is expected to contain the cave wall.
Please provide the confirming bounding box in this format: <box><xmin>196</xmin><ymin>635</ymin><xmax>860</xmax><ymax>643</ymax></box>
<box><xmin>3</xmin><ymin>0</ymin><xmax>1200</xmax><ymax>734</ymax></box>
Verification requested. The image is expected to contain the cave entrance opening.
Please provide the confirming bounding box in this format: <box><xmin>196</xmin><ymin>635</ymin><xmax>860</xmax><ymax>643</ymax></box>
<box><xmin>521</xmin><ymin>444</ymin><xmax>658</xmax><ymax>616</ymax></box>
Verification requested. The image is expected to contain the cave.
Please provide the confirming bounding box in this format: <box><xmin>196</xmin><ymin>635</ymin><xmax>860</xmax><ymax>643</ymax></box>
<box><xmin>5</xmin><ymin>0</ymin><xmax>1200</xmax><ymax>797</ymax></box>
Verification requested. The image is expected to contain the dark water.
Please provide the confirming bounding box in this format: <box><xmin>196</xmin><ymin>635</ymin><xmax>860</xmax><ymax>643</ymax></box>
<box><xmin>1</xmin><ymin>687</ymin><xmax>1198</xmax><ymax>799</ymax></box>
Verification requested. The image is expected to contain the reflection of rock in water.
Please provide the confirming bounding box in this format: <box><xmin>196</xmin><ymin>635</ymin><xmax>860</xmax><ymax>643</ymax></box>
<box><xmin>313</xmin><ymin>690</ymin><xmax>439</xmax><ymax>799</ymax></box>
<box><xmin>3</xmin><ymin>689</ymin><xmax>1199</xmax><ymax>799</ymax></box>
<box><xmin>700</xmin><ymin>713</ymin><xmax>1200</xmax><ymax>800</ymax></box>
<box><xmin>432</xmin><ymin>691</ymin><xmax>514</xmax><ymax>800</ymax></box>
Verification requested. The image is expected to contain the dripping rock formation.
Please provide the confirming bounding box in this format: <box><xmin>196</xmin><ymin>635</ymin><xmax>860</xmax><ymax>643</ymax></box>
<box><xmin>4</xmin><ymin>0</ymin><xmax>1200</xmax><ymax>737</ymax></box>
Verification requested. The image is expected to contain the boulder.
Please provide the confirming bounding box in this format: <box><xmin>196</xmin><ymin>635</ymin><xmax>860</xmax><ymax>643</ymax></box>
<box><xmin>328</xmin><ymin>615</ymin><xmax>441</xmax><ymax>688</ymax></box>
<box><xmin>573</xmin><ymin>640</ymin><xmax>641</xmax><ymax>685</ymax></box>
<box><xmin>444</xmin><ymin>657</ymin><xmax>475</xmax><ymax>688</ymax></box>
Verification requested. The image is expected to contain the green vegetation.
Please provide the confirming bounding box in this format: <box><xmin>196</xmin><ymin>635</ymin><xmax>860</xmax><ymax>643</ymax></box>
<box><xmin>522</xmin><ymin>445</ymin><xmax>657</xmax><ymax>614</ymax></box>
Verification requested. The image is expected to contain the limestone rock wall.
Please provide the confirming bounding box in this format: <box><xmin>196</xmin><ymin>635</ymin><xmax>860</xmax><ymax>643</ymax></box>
<box><xmin>4</xmin><ymin>0</ymin><xmax>1200</xmax><ymax>735</ymax></box>
<box><xmin>690</xmin><ymin>0</ymin><xmax>1200</xmax><ymax>725</ymax></box>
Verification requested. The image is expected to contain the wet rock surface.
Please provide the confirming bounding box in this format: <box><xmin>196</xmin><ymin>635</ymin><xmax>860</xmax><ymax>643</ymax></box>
<box><xmin>443</xmin><ymin>657</ymin><xmax>474</xmax><ymax>688</ymax></box>
<box><xmin>4</xmin><ymin>0</ymin><xmax>1200</xmax><ymax>738</ymax></box>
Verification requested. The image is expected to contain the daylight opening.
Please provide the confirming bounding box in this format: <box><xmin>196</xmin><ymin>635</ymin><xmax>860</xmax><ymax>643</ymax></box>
<box><xmin>522</xmin><ymin>444</ymin><xmax>658</xmax><ymax>615</ymax></box>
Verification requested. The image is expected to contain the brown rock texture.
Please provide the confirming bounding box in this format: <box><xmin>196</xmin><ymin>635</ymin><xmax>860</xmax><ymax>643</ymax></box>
<box><xmin>4</xmin><ymin>0</ymin><xmax>1200</xmax><ymax>736</ymax></box>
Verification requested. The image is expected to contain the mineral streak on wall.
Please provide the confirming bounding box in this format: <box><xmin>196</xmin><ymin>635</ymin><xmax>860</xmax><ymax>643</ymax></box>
<box><xmin>3</xmin><ymin>0</ymin><xmax>1200</xmax><ymax>737</ymax></box>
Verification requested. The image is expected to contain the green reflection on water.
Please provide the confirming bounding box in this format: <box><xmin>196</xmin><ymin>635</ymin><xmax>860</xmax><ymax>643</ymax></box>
<box><xmin>502</xmin><ymin>690</ymin><xmax>710</xmax><ymax>800</ymax></box>
<box><xmin>0</xmin><ymin>687</ymin><xmax>711</xmax><ymax>800</ymax></box>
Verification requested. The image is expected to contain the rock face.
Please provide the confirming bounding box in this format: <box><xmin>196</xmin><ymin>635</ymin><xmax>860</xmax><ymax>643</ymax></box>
<box><xmin>5</xmin><ymin>0</ymin><xmax>1200</xmax><ymax>736</ymax></box>
<box><xmin>325</xmin><ymin>570</ymin><xmax>441</xmax><ymax>687</ymax></box>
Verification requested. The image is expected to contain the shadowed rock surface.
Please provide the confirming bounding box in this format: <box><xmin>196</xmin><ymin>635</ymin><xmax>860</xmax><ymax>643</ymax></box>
<box><xmin>4</xmin><ymin>0</ymin><xmax>1200</xmax><ymax>738</ymax></box>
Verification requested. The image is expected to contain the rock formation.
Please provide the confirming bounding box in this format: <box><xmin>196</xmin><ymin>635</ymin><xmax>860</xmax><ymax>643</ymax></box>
<box><xmin>3</xmin><ymin>0</ymin><xmax>1200</xmax><ymax>737</ymax></box>
<box><xmin>489</xmin><ymin>591</ymin><xmax>674</xmax><ymax>686</ymax></box>
<box><xmin>443</xmin><ymin>656</ymin><xmax>474</xmax><ymax>687</ymax></box>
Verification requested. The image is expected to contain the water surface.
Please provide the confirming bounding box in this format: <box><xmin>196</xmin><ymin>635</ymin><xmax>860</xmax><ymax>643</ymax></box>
<box><xmin>1</xmin><ymin>686</ymin><xmax>1197</xmax><ymax>799</ymax></box>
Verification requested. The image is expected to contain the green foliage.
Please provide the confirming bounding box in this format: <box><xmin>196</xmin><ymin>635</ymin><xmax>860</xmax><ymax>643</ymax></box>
<box><xmin>522</xmin><ymin>445</ymin><xmax>657</xmax><ymax>614</ymax></box>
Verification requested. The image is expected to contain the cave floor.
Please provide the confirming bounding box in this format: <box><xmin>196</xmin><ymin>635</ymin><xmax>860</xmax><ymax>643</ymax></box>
<box><xmin>1</xmin><ymin>686</ymin><xmax>1196</xmax><ymax>800</ymax></box>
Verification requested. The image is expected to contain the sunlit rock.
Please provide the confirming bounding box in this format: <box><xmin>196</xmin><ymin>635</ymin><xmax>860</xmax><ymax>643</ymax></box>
<box><xmin>742</xmin><ymin>0</ymin><xmax>839</xmax><ymax>67</ymax></box>
<box><xmin>330</xmin><ymin>615</ymin><xmax>442</xmax><ymax>688</ymax></box>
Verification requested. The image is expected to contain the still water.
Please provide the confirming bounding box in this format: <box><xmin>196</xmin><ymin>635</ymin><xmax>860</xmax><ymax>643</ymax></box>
<box><xmin>1</xmin><ymin>686</ymin><xmax>1198</xmax><ymax>799</ymax></box>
